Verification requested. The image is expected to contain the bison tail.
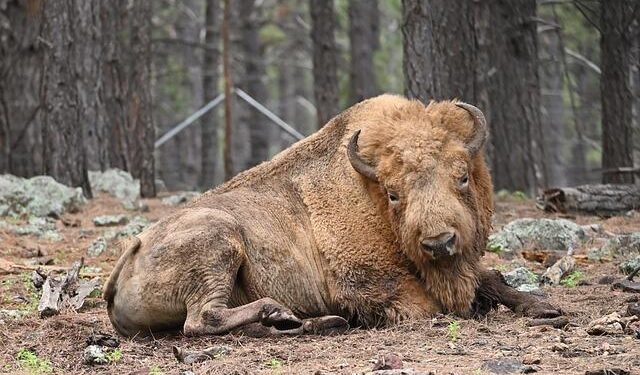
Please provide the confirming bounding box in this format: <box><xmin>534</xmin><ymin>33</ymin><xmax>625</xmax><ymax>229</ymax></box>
<box><xmin>102</xmin><ymin>236</ymin><xmax>142</xmax><ymax>304</ymax></box>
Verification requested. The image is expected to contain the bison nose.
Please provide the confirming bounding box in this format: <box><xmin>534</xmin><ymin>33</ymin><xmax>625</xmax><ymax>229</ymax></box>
<box><xmin>421</xmin><ymin>232</ymin><xmax>456</xmax><ymax>258</ymax></box>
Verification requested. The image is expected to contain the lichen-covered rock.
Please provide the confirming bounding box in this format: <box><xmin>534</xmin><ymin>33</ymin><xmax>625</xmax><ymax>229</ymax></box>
<box><xmin>0</xmin><ymin>174</ymin><xmax>86</xmax><ymax>218</ymax></box>
<box><xmin>503</xmin><ymin>267</ymin><xmax>539</xmax><ymax>289</ymax></box>
<box><xmin>601</xmin><ymin>233</ymin><xmax>640</xmax><ymax>258</ymax></box>
<box><xmin>83</xmin><ymin>345</ymin><xmax>108</xmax><ymax>365</ymax></box>
<box><xmin>0</xmin><ymin>217</ymin><xmax>63</xmax><ymax>241</ymax></box>
<box><xmin>161</xmin><ymin>191</ymin><xmax>201</xmax><ymax>206</ymax></box>
<box><xmin>88</xmin><ymin>169</ymin><xmax>140</xmax><ymax>210</ymax></box>
<box><xmin>87</xmin><ymin>237</ymin><xmax>108</xmax><ymax>257</ymax></box>
<box><xmin>620</xmin><ymin>256</ymin><xmax>640</xmax><ymax>275</ymax></box>
<box><xmin>92</xmin><ymin>215</ymin><xmax>128</xmax><ymax>227</ymax></box>
<box><xmin>487</xmin><ymin>218</ymin><xmax>585</xmax><ymax>253</ymax></box>
<box><xmin>104</xmin><ymin>216</ymin><xmax>150</xmax><ymax>240</ymax></box>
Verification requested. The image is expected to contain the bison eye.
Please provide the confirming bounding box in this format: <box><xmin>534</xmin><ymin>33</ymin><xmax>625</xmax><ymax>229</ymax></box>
<box><xmin>388</xmin><ymin>191</ymin><xmax>399</xmax><ymax>203</ymax></box>
<box><xmin>459</xmin><ymin>173</ymin><xmax>469</xmax><ymax>189</ymax></box>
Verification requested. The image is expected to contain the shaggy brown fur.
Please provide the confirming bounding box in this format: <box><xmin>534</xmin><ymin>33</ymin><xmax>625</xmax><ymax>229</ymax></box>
<box><xmin>104</xmin><ymin>95</ymin><xmax>560</xmax><ymax>337</ymax></box>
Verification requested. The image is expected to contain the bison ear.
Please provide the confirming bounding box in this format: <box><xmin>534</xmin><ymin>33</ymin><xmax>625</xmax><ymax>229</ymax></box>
<box><xmin>455</xmin><ymin>102</ymin><xmax>488</xmax><ymax>156</ymax></box>
<box><xmin>347</xmin><ymin>130</ymin><xmax>378</xmax><ymax>182</ymax></box>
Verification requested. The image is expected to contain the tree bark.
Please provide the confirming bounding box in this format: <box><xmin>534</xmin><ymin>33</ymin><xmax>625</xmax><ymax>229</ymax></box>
<box><xmin>600</xmin><ymin>0</ymin><xmax>635</xmax><ymax>184</ymax></box>
<box><xmin>310</xmin><ymin>0</ymin><xmax>339</xmax><ymax>128</ymax></box>
<box><xmin>222</xmin><ymin>0</ymin><xmax>234</xmax><ymax>180</ymax></box>
<box><xmin>348</xmin><ymin>0</ymin><xmax>379</xmax><ymax>104</ymax></box>
<box><xmin>127</xmin><ymin>0</ymin><xmax>155</xmax><ymax>197</ymax></box>
<box><xmin>401</xmin><ymin>0</ymin><xmax>545</xmax><ymax>193</ymax></box>
<box><xmin>241</xmin><ymin>0</ymin><xmax>269</xmax><ymax>169</ymax></box>
<box><xmin>41</xmin><ymin>0</ymin><xmax>92</xmax><ymax>197</ymax></box>
<box><xmin>200</xmin><ymin>0</ymin><xmax>221</xmax><ymax>189</ymax></box>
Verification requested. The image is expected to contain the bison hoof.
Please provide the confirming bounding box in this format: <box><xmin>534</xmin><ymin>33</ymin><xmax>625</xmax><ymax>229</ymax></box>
<box><xmin>516</xmin><ymin>301</ymin><xmax>562</xmax><ymax>318</ymax></box>
<box><xmin>302</xmin><ymin>315</ymin><xmax>349</xmax><ymax>335</ymax></box>
<box><xmin>260</xmin><ymin>306</ymin><xmax>303</xmax><ymax>331</ymax></box>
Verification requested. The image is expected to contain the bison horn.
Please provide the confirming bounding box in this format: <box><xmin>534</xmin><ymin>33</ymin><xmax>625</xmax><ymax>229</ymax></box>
<box><xmin>456</xmin><ymin>102</ymin><xmax>488</xmax><ymax>156</ymax></box>
<box><xmin>347</xmin><ymin>130</ymin><xmax>378</xmax><ymax>182</ymax></box>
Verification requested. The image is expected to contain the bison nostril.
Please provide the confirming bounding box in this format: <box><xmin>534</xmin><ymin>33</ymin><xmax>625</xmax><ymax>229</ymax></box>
<box><xmin>421</xmin><ymin>231</ymin><xmax>456</xmax><ymax>257</ymax></box>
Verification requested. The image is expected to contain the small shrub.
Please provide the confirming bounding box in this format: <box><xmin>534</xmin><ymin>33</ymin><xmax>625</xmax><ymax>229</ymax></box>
<box><xmin>266</xmin><ymin>358</ymin><xmax>282</xmax><ymax>371</ymax></box>
<box><xmin>149</xmin><ymin>365</ymin><xmax>163</xmax><ymax>375</ymax></box>
<box><xmin>106</xmin><ymin>348</ymin><xmax>122</xmax><ymax>363</ymax></box>
<box><xmin>561</xmin><ymin>271</ymin><xmax>584</xmax><ymax>288</ymax></box>
<box><xmin>16</xmin><ymin>349</ymin><xmax>53</xmax><ymax>374</ymax></box>
<box><xmin>448</xmin><ymin>321</ymin><xmax>460</xmax><ymax>342</ymax></box>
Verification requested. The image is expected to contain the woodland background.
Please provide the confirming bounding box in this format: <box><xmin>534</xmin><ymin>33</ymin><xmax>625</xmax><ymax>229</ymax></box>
<box><xmin>0</xmin><ymin>0</ymin><xmax>639</xmax><ymax>197</ymax></box>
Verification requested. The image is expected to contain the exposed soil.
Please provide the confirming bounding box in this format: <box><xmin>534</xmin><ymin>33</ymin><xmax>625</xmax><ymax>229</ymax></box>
<box><xmin>1</xmin><ymin>194</ymin><xmax>639</xmax><ymax>374</ymax></box>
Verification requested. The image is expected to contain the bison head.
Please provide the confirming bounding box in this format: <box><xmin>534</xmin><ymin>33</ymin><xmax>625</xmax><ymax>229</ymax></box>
<box><xmin>347</xmin><ymin>99</ymin><xmax>492</xmax><ymax>271</ymax></box>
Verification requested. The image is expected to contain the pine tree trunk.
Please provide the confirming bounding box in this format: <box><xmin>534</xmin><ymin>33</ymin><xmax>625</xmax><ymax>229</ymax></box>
<box><xmin>200</xmin><ymin>0</ymin><xmax>221</xmax><ymax>189</ymax></box>
<box><xmin>600</xmin><ymin>0</ymin><xmax>635</xmax><ymax>184</ymax></box>
<box><xmin>348</xmin><ymin>0</ymin><xmax>379</xmax><ymax>104</ymax></box>
<box><xmin>127</xmin><ymin>0</ymin><xmax>155</xmax><ymax>197</ymax></box>
<box><xmin>402</xmin><ymin>0</ymin><xmax>545</xmax><ymax>193</ymax></box>
<box><xmin>310</xmin><ymin>0</ymin><xmax>339</xmax><ymax>128</ymax></box>
<box><xmin>241</xmin><ymin>0</ymin><xmax>269</xmax><ymax>168</ymax></box>
<box><xmin>482</xmin><ymin>0</ymin><xmax>545</xmax><ymax>192</ymax></box>
<box><xmin>41</xmin><ymin>0</ymin><xmax>92</xmax><ymax>197</ymax></box>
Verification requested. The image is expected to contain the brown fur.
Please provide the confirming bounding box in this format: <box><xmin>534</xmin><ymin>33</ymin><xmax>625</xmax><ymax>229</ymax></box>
<box><xmin>104</xmin><ymin>95</ymin><xmax>557</xmax><ymax>337</ymax></box>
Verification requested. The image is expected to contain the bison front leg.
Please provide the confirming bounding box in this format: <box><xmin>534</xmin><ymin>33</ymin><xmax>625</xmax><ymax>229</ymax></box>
<box><xmin>184</xmin><ymin>298</ymin><xmax>304</xmax><ymax>336</ymax></box>
<box><xmin>233</xmin><ymin>315</ymin><xmax>350</xmax><ymax>337</ymax></box>
<box><xmin>474</xmin><ymin>269</ymin><xmax>562</xmax><ymax>318</ymax></box>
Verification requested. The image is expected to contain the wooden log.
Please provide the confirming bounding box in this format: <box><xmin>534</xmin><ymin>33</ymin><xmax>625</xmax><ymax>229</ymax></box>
<box><xmin>540</xmin><ymin>184</ymin><xmax>640</xmax><ymax>216</ymax></box>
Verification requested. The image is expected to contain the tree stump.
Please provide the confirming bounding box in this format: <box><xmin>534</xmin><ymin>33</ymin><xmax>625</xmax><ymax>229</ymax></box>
<box><xmin>540</xmin><ymin>184</ymin><xmax>640</xmax><ymax>216</ymax></box>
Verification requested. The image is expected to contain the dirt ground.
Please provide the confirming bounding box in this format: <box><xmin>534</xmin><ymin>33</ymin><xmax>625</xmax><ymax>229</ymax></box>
<box><xmin>1</xmin><ymin>194</ymin><xmax>639</xmax><ymax>375</ymax></box>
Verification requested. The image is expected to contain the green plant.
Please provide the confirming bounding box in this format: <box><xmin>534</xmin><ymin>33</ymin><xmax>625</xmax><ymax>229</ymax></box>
<box><xmin>19</xmin><ymin>273</ymin><xmax>40</xmax><ymax>313</ymax></box>
<box><xmin>448</xmin><ymin>321</ymin><xmax>460</xmax><ymax>342</ymax></box>
<box><xmin>561</xmin><ymin>271</ymin><xmax>584</xmax><ymax>287</ymax></box>
<box><xmin>16</xmin><ymin>349</ymin><xmax>53</xmax><ymax>374</ymax></box>
<box><xmin>266</xmin><ymin>358</ymin><xmax>282</xmax><ymax>371</ymax></box>
<box><xmin>149</xmin><ymin>365</ymin><xmax>163</xmax><ymax>375</ymax></box>
<box><xmin>106</xmin><ymin>348</ymin><xmax>122</xmax><ymax>363</ymax></box>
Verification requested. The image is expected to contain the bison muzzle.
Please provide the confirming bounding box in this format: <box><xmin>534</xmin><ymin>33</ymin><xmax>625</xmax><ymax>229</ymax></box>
<box><xmin>103</xmin><ymin>95</ymin><xmax>561</xmax><ymax>337</ymax></box>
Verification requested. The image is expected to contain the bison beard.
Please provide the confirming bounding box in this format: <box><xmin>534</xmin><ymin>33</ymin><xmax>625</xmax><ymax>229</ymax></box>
<box><xmin>103</xmin><ymin>95</ymin><xmax>561</xmax><ymax>337</ymax></box>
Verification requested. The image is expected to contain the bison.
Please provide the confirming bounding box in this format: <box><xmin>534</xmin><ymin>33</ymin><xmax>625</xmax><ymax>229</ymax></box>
<box><xmin>104</xmin><ymin>95</ymin><xmax>560</xmax><ymax>337</ymax></box>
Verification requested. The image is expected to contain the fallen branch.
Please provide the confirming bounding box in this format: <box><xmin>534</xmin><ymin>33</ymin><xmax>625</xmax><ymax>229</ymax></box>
<box><xmin>37</xmin><ymin>259</ymin><xmax>101</xmax><ymax>318</ymax></box>
<box><xmin>528</xmin><ymin>316</ymin><xmax>569</xmax><ymax>328</ymax></box>
<box><xmin>540</xmin><ymin>184</ymin><xmax>640</xmax><ymax>216</ymax></box>
<box><xmin>0</xmin><ymin>258</ymin><xmax>108</xmax><ymax>277</ymax></box>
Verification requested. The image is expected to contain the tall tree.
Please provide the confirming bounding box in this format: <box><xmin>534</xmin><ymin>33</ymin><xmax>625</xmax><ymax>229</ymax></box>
<box><xmin>600</xmin><ymin>0</ymin><xmax>636</xmax><ymax>183</ymax></box>
<box><xmin>240</xmin><ymin>0</ymin><xmax>269</xmax><ymax>168</ymax></box>
<box><xmin>200</xmin><ymin>0</ymin><xmax>221</xmax><ymax>189</ymax></box>
<box><xmin>222</xmin><ymin>0</ymin><xmax>234</xmax><ymax>180</ymax></box>
<box><xmin>101</xmin><ymin>0</ymin><xmax>155</xmax><ymax>196</ymax></box>
<box><xmin>348</xmin><ymin>0</ymin><xmax>380</xmax><ymax>104</ymax></box>
<box><xmin>41</xmin><ymin>0</ymin><xmax>93</xmax><ymax>197</ymax></box>
<box><xmin>127</xmin><ymin>0</ymin><xmax>155</xmax><ymax>197</ymax></box>
<box><xmin>402</xmin><ymin>0</ymin><xmax>545</xmax><ymax>193</ymax></box>
<box><xmin>310</xmin><ymin>0</ymin><xmax>339</xmax><ymax>128</ymax></box>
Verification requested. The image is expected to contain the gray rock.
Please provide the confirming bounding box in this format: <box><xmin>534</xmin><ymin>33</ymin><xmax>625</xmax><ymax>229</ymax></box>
<box><xmin>601</xmin><ymin>233</ymin><xmax>640</xmax><ymax>258</ymax></box>
<box><xmin>0</xmin><ymin>217</ymin><xmax>63</xmax><ymax>241</ymax></box>
<box><xmin>0</xmin><ymin>174</ymin><xmax>86</xmax><ymax>218</ymax></box>
<box><xmin>92</xmin><ymin>214</ymin><xmax>128</xmax><ymax>227</ymax></box>
<box><xmin>0</xmin><ymin>309</ymin><xmax>30</xmax><ymax>319</ymax></box>
<box><xmin>481</xmin><ymin>358</ymin><xmax>528</xmax><ymax>374</ymax></box>
<box><xmin>162</xmin><ymin>191</ymin><xmax>201</xmax><ymax>206</ymax></box>
<box><xmin>487</xmin><ymin>218</ymin><xmax>585</xmax><ymax>253</ymax></box>
<box><xmin>83</xmin><ymin>345</ymin><xmax>108</xmax><ymax>365</ymax></box>
<box><xmin>620</xmin><ymin>256</ymin><xmax>640</xmax><ymax>275</ymax></box>
<box><xmin>516</xmin><ymin>284</ymin><xmax>542</xmax><ymax>293</ymax></box>
<box><xmin>503</xmin><ymin>267</ymin><xmax>538</xmax><ymax>289</ymax></box>
<box><xmin>89</xmin><ymin>169</ymin><xmax>140</xmax><ymax>210</ymax></box>
<box><xmin>155</xmin><ymin>179</ymin><xmax>167</xmax><ymax>193</ymax></box>
<box><xmin>104</xmin><ymin>216</ymin><xmax>150</xmax><ymax>240</ymax></box>
<box><xmin>87</xmin><ymin>237</ymin><xmax>108</xmax><ymax>257</ymax></box>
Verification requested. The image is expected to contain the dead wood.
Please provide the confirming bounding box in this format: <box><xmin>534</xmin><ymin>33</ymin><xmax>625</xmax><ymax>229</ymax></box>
<box><xmin>540</xmin><ymin>184</ymin><xmax>640</xmax><ymax>216</ymax></box>
<box><xmin>37</xmin><ymin>258</ymin><xmax>101</xmax><ymax>318</ymax></box>
<box><xmin>0</xmin><ymin>257</ymin><xmax>107</xmax><ymax>277</ymax></box>
<box><xmin>527</xmin><ymin>316</ymin><xmax>570</xmax><ymax>328</ymax></box>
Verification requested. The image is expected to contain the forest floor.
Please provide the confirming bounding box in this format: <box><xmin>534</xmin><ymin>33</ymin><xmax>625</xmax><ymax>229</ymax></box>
<box><xmin>1</xmin><ymin>193</ymin><xmax>639</xmax><ymax>375</ymax></box>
